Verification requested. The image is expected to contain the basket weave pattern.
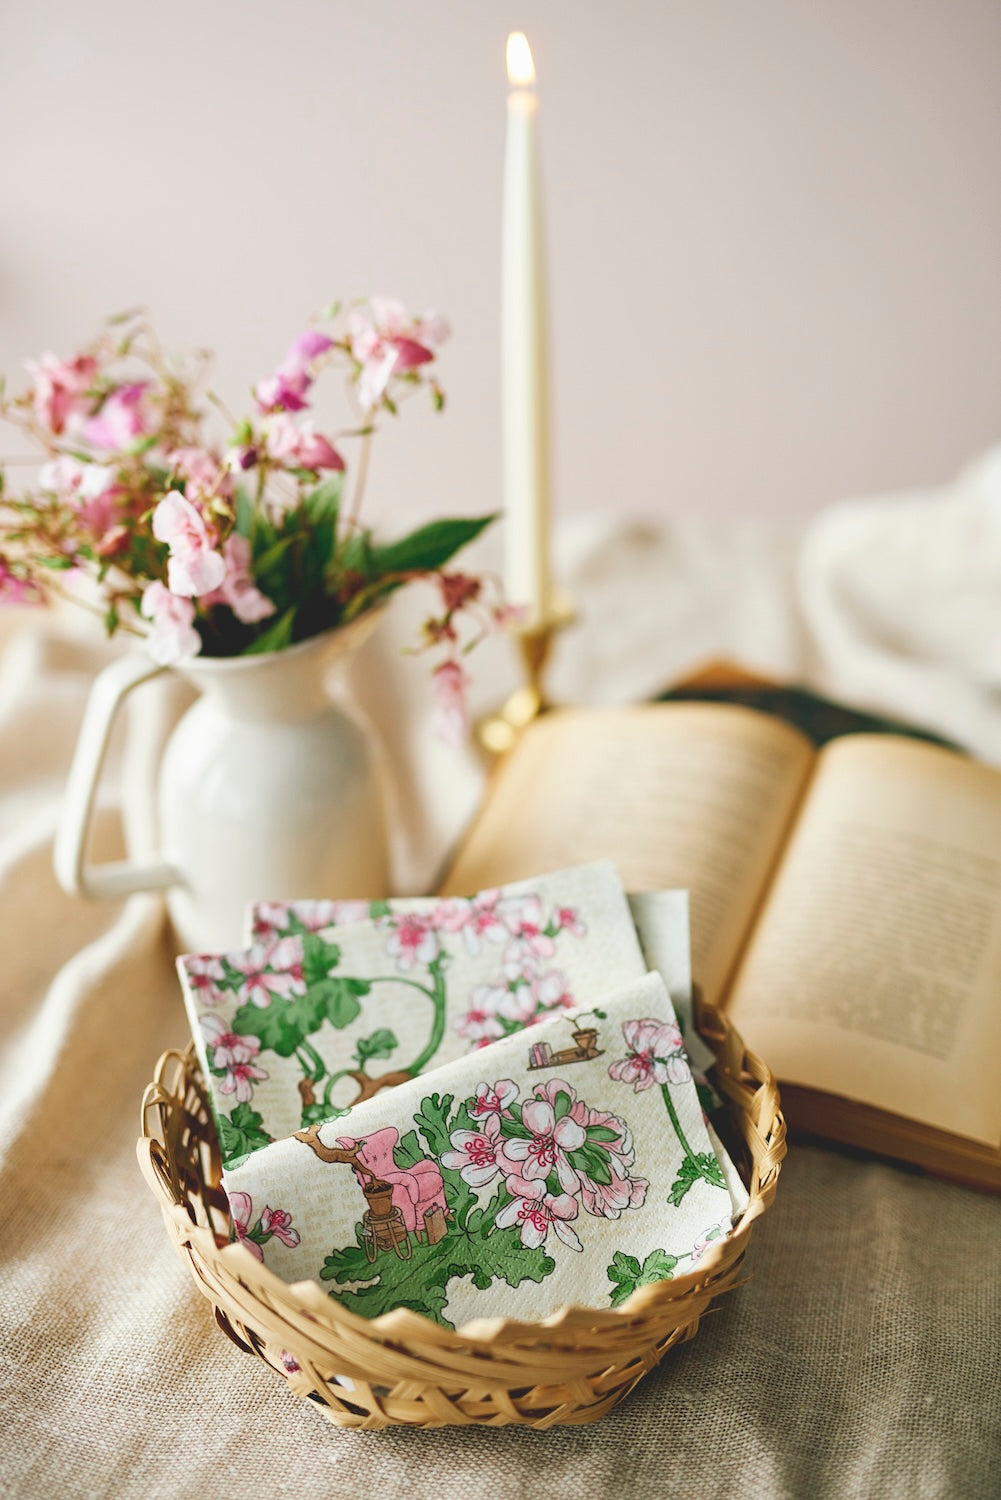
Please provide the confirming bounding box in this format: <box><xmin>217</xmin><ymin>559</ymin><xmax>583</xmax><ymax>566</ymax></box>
<box><xmin>138</xmin><ymin>999</ymin><xmax>785</xmax><ymax>1430</ymax></box>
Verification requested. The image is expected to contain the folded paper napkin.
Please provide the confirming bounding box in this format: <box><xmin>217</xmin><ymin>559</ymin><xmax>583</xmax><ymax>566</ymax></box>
<box><xmin>247</xmin><ymin>882</ymin><xmax>719</xmax><ymax>1081</ymax></box>
<box><xmin>177</xmin><ymin>861</ymin><xmax>707</xmax><ymax>1168</ymax></box>
<box><xmin>223</xmin><ymin>970</ymin><xmax>738</xmax><ymax>1328</ymax></box>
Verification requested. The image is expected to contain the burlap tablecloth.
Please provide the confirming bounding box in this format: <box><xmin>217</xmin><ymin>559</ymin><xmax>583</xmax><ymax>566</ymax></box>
<box><xmin>2</xmin><ymin>520</ymin><xmax>1000</xmax><ymax>1498</ymax></box>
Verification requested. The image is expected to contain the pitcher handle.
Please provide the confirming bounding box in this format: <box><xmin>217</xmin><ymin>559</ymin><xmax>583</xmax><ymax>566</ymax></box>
<box><xmin>54</xmin><ymin>651</ymin><xmax>181</xmax><ymax>900</ymax></box>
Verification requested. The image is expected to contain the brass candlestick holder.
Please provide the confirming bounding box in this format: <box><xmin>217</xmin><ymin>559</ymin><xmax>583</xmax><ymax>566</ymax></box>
<box><xmin>477</xmin><ymin>592</ymin><xmax>575</xmax><ymax>756</ymax></box>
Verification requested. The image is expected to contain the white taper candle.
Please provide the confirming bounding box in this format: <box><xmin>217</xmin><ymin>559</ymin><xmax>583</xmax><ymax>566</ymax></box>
<box><xmin>502</xmin><ymin>31</ymin><xmax>552</xmax><ymax>627</ymax></box>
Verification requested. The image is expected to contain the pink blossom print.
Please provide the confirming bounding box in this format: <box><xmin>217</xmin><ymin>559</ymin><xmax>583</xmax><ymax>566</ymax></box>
<box><xmin>608</xmin><ymin>1016</ymin><xmax>690</xmax><ymax>1092</ymax></box>
<box><xmin>441</xmin><ymin>1114</ymin><xmax>503</xmax><ymax>1188</ymax></box>
<box><xmin>450</xmin><ymin>890</ymin><xmax>587</xmax><ymax>1045</ymax></box>
<box><xmin>384</xmin><ymin>914</ymin><xmax>440</xmax><ymax>973</ymax></box>
<box><xmin>201</xmin><ymin>1015</ymin><xmax>269</xmax><ymax>1103</ymax></box>
<box><xmin>496</xmin><ymin>1094</ymin><xmax>587</xmax><ymax>1194</ymax></box>
<box><xmin>495</xmin><ymin>1180</ymin><xmax>583</xmax><ymax>1252</ymax></box>
<box><xmin>469</xmin><ymin>1080</ymin><xmax>518</xmax><ymax>1117</ymax></box>
<box><xmin>183</xmin><ymin>955</ymin><xmax>226</xmax><ymax>1003</ymax></box>
<box><xmin>229</xmin><ymin>944</ymin><xmax>306</xmax><ymax>1007</ymax></box>
<box><xmin>227</xmin><ymin>1191</ymin><xmax>300</xmax><ymax>1261</ymax></box>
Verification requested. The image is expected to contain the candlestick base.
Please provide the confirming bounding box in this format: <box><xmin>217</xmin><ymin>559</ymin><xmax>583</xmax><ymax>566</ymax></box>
<box><xmin>476</xmin><ymin>593</ymin><xmax>575</xmax><ymax>757</ymax></box>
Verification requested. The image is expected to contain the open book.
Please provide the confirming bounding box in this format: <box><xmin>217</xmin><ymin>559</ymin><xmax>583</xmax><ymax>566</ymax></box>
<box><xmin>440</xmin><ymin>696</ymin><xmax>1001</xmax><ymax>1190</ymax></box>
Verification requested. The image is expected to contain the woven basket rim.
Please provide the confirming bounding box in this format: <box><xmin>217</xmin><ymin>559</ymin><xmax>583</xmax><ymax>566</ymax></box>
<box><xmin>138</xmin><ymin>995</ymin><xmax>786</xmax><ymax>1351</ymax></box>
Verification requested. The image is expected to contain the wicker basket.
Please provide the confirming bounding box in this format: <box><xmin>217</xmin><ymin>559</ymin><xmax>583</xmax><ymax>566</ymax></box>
<box><xmin>137</xmin><ymin>997</ymin><xmax>785</xmax><ymax>1430</ymax></box>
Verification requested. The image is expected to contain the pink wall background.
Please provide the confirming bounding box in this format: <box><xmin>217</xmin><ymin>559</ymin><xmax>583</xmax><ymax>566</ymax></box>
<box><xmin>2</xmin><ymin>0</ymin><xmax>1000</xmax><ymax>529</ymax></box>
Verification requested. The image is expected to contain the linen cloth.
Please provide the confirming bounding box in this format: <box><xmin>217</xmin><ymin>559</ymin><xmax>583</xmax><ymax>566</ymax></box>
<box><xmin>4</xmin><ymin>453</ymin><xmax>1001</xmax><ymax>1498</ymax></box>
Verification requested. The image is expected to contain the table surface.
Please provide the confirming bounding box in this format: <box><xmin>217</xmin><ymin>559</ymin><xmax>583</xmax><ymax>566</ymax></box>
<box><xmin>2</xmin><ymin>597</ymin><xmax>1000</xmax><ymax>1500</ymax></box>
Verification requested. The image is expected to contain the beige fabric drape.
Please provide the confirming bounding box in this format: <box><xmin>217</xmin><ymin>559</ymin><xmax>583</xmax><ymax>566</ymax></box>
<box><xmin>2</xmin><ymin>550</ymin><xmax>1000</xmax><ymax>1497</ymax></box>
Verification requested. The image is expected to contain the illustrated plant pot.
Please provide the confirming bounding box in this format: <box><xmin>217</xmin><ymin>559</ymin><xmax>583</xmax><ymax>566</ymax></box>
<box><xmin>362</xmin><ymin>1181</ymin><xmax>397</xmax><ymax>1220</ymax></box>
<box><xmin>572</xmin><ymin>1028</ymin><xmax>599</xmax><ymax>1056</ymax></box>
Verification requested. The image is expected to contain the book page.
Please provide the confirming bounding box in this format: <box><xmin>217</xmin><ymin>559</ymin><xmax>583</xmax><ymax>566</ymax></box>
<box><xmin>727</xmin><ymin>735</ymin><xmax>1001</xmax><ymax>1144</ymax></box>
<box><xmin>442</xmin><ymin>704</ymin><xmax>814</xmax><ymax>1008</ymax></box>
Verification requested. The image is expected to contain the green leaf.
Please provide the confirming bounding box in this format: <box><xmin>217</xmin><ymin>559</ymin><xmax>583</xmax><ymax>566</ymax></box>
<box><xmin>252</xmin><ymin>534</ymin><xmax>298</xmax><ymax>579</ymax></box>
<box><xmin>302</xmin><ymin>934</ymin><xmax>341</xmax><ymax>985</ymax></box>
<box><xmin>320</xmin><ymin>1213</ymin><xmax>555</xmax><ymax>1328</ymax></box>
<box><xmin>413</xmin><ymin>1093</ymin><xmax>478</xmax><ymax>1229</ymax></box>
<box><xmin>606</xmin><ymin>1247</ymin><xmax>678</xmax><ymax>1307</ymax></box>
<box><xmin>370</xmin><ymin>514</ymin><xmax>497</xmax><ymax>576</ymax></box>
<box><xmin>354</xmin><ymin>1027</ymin><xmax>399</xmax><ymax>1066</ymax></box>
<box><xmin>313</xmin><ymin>976</ymin><xmax>368</xmax><ymax>1029</ymax></box>
<box><xmin>552</xmin><ymin>1089</ymin><xmax>572</xmax><ymax>1122</ymax></box>
<box><xmin>231</xmin><ymin>988</ymin><xmax>334</xmax><ymax>1057</ymax></box>
<box><xmin>242</xmin><ymin>607</ymin><xmax>296</xmax><ymax>655</ymax></box>
<box><xmin>667</xmin><ymin>1152</ymin><xmax>724</xmax><ymax>1207</ymax></box>
<box><xmin>569</xmin><ymin>1143</ymin><xmax>614</xmax><ymax>1186</ymax></box>
<box><xmin>393</xmin><ymin>1129</ymin><xmax>425</xmax><ymax>1169</ymax></box>
<box><xmin>368</xmin><ymin>899</ymin><xmax>392</xmax><ymax>919</ymax></box>
<box><xmin>303</xmin><ymin>474</ymin><xmax>343</xmax><ymax>525</ymax></box>
<box><xmin>586</xmin><ymin>1126</ymin><xmax>620</xmax><ymax>1144</ymax></box>
<box><xmin>217</xmin><ymin>1103</ymin><xmax>273</xmax><ymax>1167</ymax></box>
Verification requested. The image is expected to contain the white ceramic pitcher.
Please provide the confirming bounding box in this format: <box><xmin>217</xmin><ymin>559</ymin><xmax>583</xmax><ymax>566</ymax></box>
<box><xmin>54</xmin><ymin>615</ymin><xmax>390</xmax><ymax>953</ymax></box>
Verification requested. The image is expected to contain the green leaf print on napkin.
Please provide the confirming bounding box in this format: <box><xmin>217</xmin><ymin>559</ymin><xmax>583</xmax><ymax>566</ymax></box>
<box><xmin>606</xmin><ymin>1248</ymin><xmax>679</xmax><ymax>1307</ymax></box>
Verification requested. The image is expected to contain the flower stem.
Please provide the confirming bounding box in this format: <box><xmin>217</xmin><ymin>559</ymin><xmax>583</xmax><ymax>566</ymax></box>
<box><xmin>403</xmin><ymin>962</ymin><xmax>449</xmax><ymax>1076</ymax></box>
<box><xmin>298</xmin><ymin>1039</ymin><xmax>326</xmax><ymax>1082</ymax></box>
<box><xmin>660</xmin><ymin>1082</ymin><xmax>696</xmax><ymax>1163</ymax></box>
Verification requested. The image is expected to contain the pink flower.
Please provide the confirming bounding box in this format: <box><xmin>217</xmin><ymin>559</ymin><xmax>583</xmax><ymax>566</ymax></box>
<box><xmin>430</xmin><ymin>892</ymin><xmax>507</xmax><ymax>955</ymax></box>
<box><xmin>384</xmin><ymin>913</ymin><xmax>439</xmax><ymax>972</ymax></box>
<box><xmin>553</xmin><ymin>906</ymin><xmax>586</xmax><ymax>939</ymax></box>
<box><xmin>0</xmin><ymin>557</ymin><xmax>41</xmax><ymax>606</ymax></box>
<box><xmin>496</xmin><ymin>1091</ymin><xmax>586</xmax><ymax>1193</ymax></box>
<box><xmin>691</xmin><ymin>1219</ymin><xmax>731</xmax><ymax>1265</ymax></box>
<box><xmin>501</xmin><ymin>897</ymin><xmax>556</xmax><ymax>975</ymax></box>
<box><xmin>532</xmin><ymin>970</ymin><xmax>575</xmax><ymax>1014</ymax></box>
<box><xmin>26</xmin><ymin>351</ymin><xmax>97</xmax><ymax>434</ymax></box>
<box><xmin>337</xmin><ymin>1126</ymin><xmax>446</xmax><ymax>1234</ymax></box>
<box><xmin>254</xmin><ymin>371</ymin><xmax>310</xmax><ymax>413</ymax></box>
<box><xmin>229</xmin><ymin>944</ymin><xmax>305</xmax><ymax>1007</ymax></box>
<box><xmin>282</xmin><ymin>899</ymin><xmax>369</xmax><ymax>934</ymax></box>
<box><xmin>200</xmin><ymin>533</ymin><xmax>276</xmax><ymax>625</ymax></box>
<box><xmin>169</xmin><ymin>446</ymin><xmax>231</xmax><ymax>505</ymax></box>
<box><xmin>182</xmin><ymin>954</ymin><xmax>225</xmax><ymax>1000</ymax></box>
<box><xmin>267</xmin><ymin>934</ymin><xmax>305</xmax><ymax>975</ymax></box>
<box><xmin>495</xmin><ymin>1180</ymin><xmax>582</xmax><ymax>1252</ymax></box>
<box><xmin>469</xmin><ymin>1079</ymin><xmax>518</xmax><ymax>1118</ymax></box>
<box><xmin>454</xmin><ymin>1005</ymin><xmax>504</xmax><ymax>1046</ymax></box>
<box><xmin>199</xmin><ymin>1013</ymin><xmax>261</xmax><ymax>1068</ymax></box>
<box><xmin>84</xmin><ymin>382</ymin><xmax>150</xmax><ymax>450</ymax></box>
<box><xmin>441</xmin><ymin>1114</ymin><xmax>503</xmax><ymax>1187</ymax></box>
<box><xmin>258</xmin><ymin>1205</ymin><xmax>301</xmax><ymax>1248</ymax></box>
<box><xmin>254</xmin><ymin>329</ymin><xmax>334</xmax><ymax>413</ymax></box>
<box><xmin>217</xmin><ymin>1056</ymin><xmax>268</xmax><ymax>1103</ymax></box>
<box><xmin>496</xmin><ymin>982</ymin><xmax>537</xmax><ymax>1025</ymax></box>
<box><xmin>265</xmin><ymin>415</ymin><xmax>345</xmax><ymax>472</ymax></box>
<box><xmin>347</xmin><ymin>296</ymin><xmax>446</xmax><ymax>411</ymax></box>
<box><xmin>285</xmin><ymin>328</ymin><xmax>335</xmax><ymax>370</ymax></box>
<box><xmin>151</xmin><ymin>491</ymin><xmax>226</xmax><ymax>598</ymax></box>
<box><xmin>251</xmin><ymin>903</ymin><xmax>290</xmax><ymax>939</ymax></box>
<box><xmin>228</xmin><ymin>1192</ymin><xmax>300</xmax><ymax>1258</ymax></box>
<box><xmin>608</xmin><ymin>1016</ymin><xmax>690</xmax><ymax>1092</ymax></box>
<box><xmin>430</xmin><ymin>658</ymin><xmax>470</xmax><ymax>746</ymax></box>
<box><xmin>39</xmin><ymin>455</ymin><xmax>121</xmax><ymax>541</ymax></box>
<box><xmin>228</xmin><ymin>1190</ymin><xmax>264</xmax><ymax>1260</ymax></box>
<box><xmin>140</xmin><ymin>581</ymin><xmax>201</xmax><ymax>665</ymax></box>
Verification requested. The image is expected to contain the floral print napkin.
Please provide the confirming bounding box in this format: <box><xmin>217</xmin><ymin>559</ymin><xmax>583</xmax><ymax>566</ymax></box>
<box><xmin>178</xmin><ymin>862</ymin><xmax>650</xmax><ymax>1170</ymax></box>
<box><xmin>223</xmin><ymin>971</ymin><xmax>737</xmax><ymax>1328</ymax></box>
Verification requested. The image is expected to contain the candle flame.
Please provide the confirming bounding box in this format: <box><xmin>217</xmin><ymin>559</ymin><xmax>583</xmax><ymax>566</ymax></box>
<box><xmin>507</xmin><ymin>32</ymin><xmax>536</xmax><ymax>87</ymax></box>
